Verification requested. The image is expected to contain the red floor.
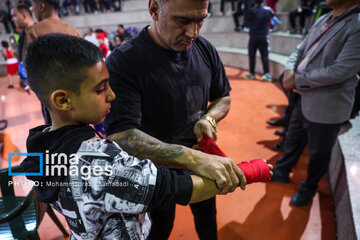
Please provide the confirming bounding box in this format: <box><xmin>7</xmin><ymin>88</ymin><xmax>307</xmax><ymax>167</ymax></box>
<box><xmin>0</xmin><ymin>67</ymin><xmax>336</xmax><ymax>239</ymax></box>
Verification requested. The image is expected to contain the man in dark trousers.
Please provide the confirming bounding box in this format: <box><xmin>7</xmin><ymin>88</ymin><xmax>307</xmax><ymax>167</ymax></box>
<box><xmin>104</xmin><ymin>0</ymin><xmax>247</xmax><ymax>239</ymax></box>
<box><xmin>244</xmin><ymin>0</ymin><xmax>273</xmax><ymax>81</ymax></box>
<box><xmin>289</xmin><ymin>0</ymin><xmax>316</xmax><ymax>34</ymax></box>
<box><xmin>272</xmin><ymin>0</ymin><xmax>360</xmax><ymax>206</ymax></box>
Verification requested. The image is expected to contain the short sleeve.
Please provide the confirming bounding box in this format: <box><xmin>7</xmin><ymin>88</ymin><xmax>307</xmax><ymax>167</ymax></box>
<box><xmin>207</xmin><ymin>41</ymin><xmax>231</xmax><ymax>101</ymax></box>
<box><xmin>104</xmin><ymin>48</ymin><xmax>142</xmax><ymax>136</ymax></box>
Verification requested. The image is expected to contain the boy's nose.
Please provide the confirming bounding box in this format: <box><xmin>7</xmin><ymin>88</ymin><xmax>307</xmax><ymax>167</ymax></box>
<box><xmin>106</xmin><ymin>87</ymin><xmax>116</xmax><ymax>102</ymax></box>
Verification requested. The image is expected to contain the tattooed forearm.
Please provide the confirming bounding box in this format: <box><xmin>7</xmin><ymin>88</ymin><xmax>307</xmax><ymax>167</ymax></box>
<box><xmin>108</xmin><ymin>129</ymin><xmax>185</xmax><ymax>166</ymax></box>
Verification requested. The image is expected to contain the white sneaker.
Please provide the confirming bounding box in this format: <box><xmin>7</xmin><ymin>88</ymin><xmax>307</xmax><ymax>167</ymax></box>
<box><xmin>262</xmin><ymin>73</ymin><xmax>273</xmax><ymax>82</ymax></box>
<box><xmin>244</xmin><ymin>74</ymin><xmax>255</xmax><ymax>80</ymax></box>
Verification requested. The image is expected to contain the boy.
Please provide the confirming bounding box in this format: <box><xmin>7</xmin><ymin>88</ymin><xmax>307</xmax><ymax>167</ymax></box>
<box><xmin>21</xmin><ymin>33</ymin><xmax>271</xmax><ymax>240</ymax></box>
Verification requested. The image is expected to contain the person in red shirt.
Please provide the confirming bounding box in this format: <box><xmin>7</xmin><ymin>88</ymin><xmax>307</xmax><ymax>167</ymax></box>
<box><xmin>97</xmin><ymin>32</ymin><xmax>109</xmax><ymax>58</ymax></box>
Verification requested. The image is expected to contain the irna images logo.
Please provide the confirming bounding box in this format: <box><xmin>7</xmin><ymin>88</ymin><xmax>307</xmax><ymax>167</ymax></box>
<box><xmin>8</xmin><ymin>150</ymin><xmax>113</xmax><ymax>180</ymax></box>
<box><xmin>8</xmin><ymin>150</ymin><xmax>43</xmax><ymax>176</ymax></box>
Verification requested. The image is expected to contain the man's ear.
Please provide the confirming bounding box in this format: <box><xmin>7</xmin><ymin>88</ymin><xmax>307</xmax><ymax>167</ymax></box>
<box><xmin>50</xmin><ymin>90</ymin><xmax>72</xmax><ymax>111</ymax></box>
<box><xmin>39</xmin><ymin>1</ymin><xmax>46</xmax><ymax>13</ymax></box>
<box><xmin>148</xmin><ymin>0</ymin><xmax>160</xmax><ymax>21</ymax></box>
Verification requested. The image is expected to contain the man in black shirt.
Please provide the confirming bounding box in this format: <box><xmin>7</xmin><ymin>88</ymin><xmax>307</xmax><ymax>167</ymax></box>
<box><xmin>104</xmin><ymin>0</ymin><xmax>246</xmax><ymax>239</ymax></box>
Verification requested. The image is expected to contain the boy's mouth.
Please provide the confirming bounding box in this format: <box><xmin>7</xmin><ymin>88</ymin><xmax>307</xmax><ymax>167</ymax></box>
<box><xmin>106</xmin><ymin>105</ymin><xmax>111</xmax><ymax>114</ymax></box>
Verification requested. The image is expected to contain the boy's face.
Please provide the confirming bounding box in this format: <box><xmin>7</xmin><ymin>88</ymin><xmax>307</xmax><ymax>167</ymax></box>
<box><xmin>70</xmin><ymin>61</ymin><xmax>115</xmax><ymax>125</ymax></box>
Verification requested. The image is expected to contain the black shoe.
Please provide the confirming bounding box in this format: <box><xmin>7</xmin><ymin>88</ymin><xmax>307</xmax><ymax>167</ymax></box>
<box><xmin>271</xmin><ymin>139</ymin><xmax>285</xmax><ymax>152</ymax></box>
<box><xmin>290</xmin><ymin>188</ymin><xmax>316</xmax><ymax>206</ymax></box>
<box><xmin>267</xmin><ymin>117</ymin><xmax>287</xmax><ymax>126</ymax></box>
<box><xmin>275</xmin><ymin>129</ymin><xmax>286</xmax><ymax>136</ymax></box>
<box><xmin>8</xmin><ymin>84</ymin><xmax>14</xmax><ymax>88</ymax></box>
<box><xmin>270</xmin><ymin>168</ymin><xmax>289</xmax><ymax>183</ymax></box>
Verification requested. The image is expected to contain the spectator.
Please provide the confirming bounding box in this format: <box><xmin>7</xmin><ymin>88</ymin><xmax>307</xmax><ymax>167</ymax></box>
<box><xmin>243</xmin><ymin>0</ymin><xmax>254</xmax><ymax>27</ymax></box>
<box><xmin>244</xmin><ymin>0</ymin><xmax>273</xmax><ymax>81</ymax></box>
<box><xmin>23</xmin><ymin>0</ymin><xmax>82</xmax><ymax>125</ymax></box>
<box><xmin>220</xmin><ymin>0</ymin><xmax>235</xmax><ymax>16</ymax></box>
<box><xmin>266</xmin><ymin>0</ymin><xmax>278</xmax><ymax>31</ymax></box>
<box><xmin>84</xmin><ymin>27</ymin><xmax>99</xmax><ymax>46</ymax></box>
<box><xmin>11</xmin><ymin>4</ymin><xmax>34</xmax><ymax>91</ymax></box>
<box><xmin>1</xmin><ymin>0</ymin><xmax>16</xmax><ymax>33</ymax></box>
<box><xmin>115</xmin><ymin>24</ymin><xmax>132</xmax><ymax>43</ymax></box>
<box><xmin>1</xmin><ymin>40</ymin><xmax>18</xmax><ymax>88</ymax></box>
<box><xmin>233</xmin><ymin>0</ymin><xmax>244</xmax><ymax>32</ymax></box>
<box><xmin>97</xmin><ymin>32</ymin><xmax>110</xmax><ymax>58</ymax></box>
<box><xmin>62</xmin><ymin>0</ymin><xmax>79</xmax><ymax>16</ymax></box>
<box><xmin>114</xmin><ymin>35</ymin><xmax>122</xmax><ymax>47</ymax></box>
<box><xmin>272</xmin><ymin>0</ymin><xmax>360</xmax><ymax>206</ymax></box>
<box><xmin>289</xmin><ymin>0</ymin><xmax>316</xmax><ymax>34</ymax></box>
<box><xmin>83</xmin><ymin>0</ymin><xmax>97</xmax><ymax>13</ymax></box>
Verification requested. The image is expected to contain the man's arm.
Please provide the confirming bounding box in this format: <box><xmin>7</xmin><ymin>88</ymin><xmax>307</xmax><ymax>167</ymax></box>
<box><xmin>282</xmin><ymin>28</ymin><xmax>311</xmax><ymax>91</ymax></box>
<box><xmin>108</xmin><ymin>128</ymin><xmax>246</xmax><ymax>194</ymax></box>
<box><xmin>295</xmin><ymin>28</ymin><xmax>360</xmax><ymax>90</ymax></box>
<box><xmin>194</xmin><ymin>96</ymin><xmax>230</xmax><ymax>142</ymax></box>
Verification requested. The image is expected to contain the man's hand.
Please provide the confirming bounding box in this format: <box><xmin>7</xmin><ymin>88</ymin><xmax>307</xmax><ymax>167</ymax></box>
<box><xmin>283</xmin><ymin>69</ymin><xmax>296</xmax><ymax>91</ymax></box>
<box><xmin>194</xmin><ymin>118</ymin><xmax>217</xmax><ymax>142</ymax></box>
<box><xmin>184</xmin><ymin>148</ymin><xmax>247</xmax><ymax>194</ymax></box>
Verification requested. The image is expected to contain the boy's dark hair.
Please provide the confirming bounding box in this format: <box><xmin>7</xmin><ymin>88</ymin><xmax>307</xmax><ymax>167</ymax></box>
<box><xmin>255</xmin><ymin>0</ymin><xmax>263</xmax><ymax>4</ymax></box>
<box><xmin>1</xmin><ymin>41</ymin><xmax>9</xmax><ymax>48</ymax></box>
<box><xmin>25</xmin><ymin>33</ymin><xmax>103</xmax><ymax>107</ymax></box>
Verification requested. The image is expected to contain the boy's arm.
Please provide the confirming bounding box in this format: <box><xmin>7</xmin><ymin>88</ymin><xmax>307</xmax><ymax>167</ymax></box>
<box><xmin>109</xmin><ymin>129</ymin><xmax>246</xmax><ymax>194</ymax></box>
<box><xmin>189</xmin><ymin>175</ymin><xmax>219</xmax><ymax>204</ymax></box>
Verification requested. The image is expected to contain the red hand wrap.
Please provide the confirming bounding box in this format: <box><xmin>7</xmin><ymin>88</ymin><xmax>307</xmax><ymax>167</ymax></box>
<box><xmin>198</xmin><ymin>134</ymin><xmax>271</xmax><ymax>184</ymax></box>
<box><xmin>236</xmin><ymin>159</ymin><xmax>271</xmax><ymax>184</ymax></box>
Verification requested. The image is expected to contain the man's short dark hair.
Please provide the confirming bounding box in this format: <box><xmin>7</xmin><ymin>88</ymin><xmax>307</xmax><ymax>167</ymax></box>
<box><xmin>255</xmin><ymin>0</ymin><xmax>263</xmax><ymax>4</ymax></box>
<box><xmin>157</xmin><ymin>0</ymin><xmax>208</xmax><ymax>10</ymax></box>
<box><xmin>25</xmin><ymin>33</ymin><xmax>103</xmax><ymax>107</ymax></box>
<box><xmin>15</xmin><ymin>4</ymin><xmax>32</xmax><ymax>16</ymax></box>
<box><xmin>33</xmin><ymin>0</ymin><xmax>60</xmax><ymax>10</ymax></box>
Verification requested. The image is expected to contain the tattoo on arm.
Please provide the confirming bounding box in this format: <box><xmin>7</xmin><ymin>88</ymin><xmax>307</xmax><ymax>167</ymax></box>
<box><xmin>113</xmin><ymin>129</ymin><xmax>184</xmax><ymax>161</ymax></box>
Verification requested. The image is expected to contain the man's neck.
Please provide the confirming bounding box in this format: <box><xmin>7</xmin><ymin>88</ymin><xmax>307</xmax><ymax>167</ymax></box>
<box><xmin>40</xmin><ymin>9</ymin><xmax>60</xmax><ymax>21</ymax></box>
<box><xmin>147</xmin><ymin>23</ymin><xmax>169</xmax><ymax>50</ymax></box>
<box><xmin>25</xmin><ymin>19</ymin><xmax>35</xmax><ymax>29</ymax></box>
<box><xmin>331</xmin><ymin>1</ymin><xmax>358</xmax><ymax>18</ymax></box>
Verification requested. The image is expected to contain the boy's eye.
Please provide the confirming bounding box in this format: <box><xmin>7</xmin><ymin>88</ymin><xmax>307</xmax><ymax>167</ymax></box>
<box><xmin>96</xmin><ymin>88</ymin><xmax>106</xmax><ymax>94</ymax></box>
<box><xmin>96</xmin><ymin>85</ymin><xmax>107</xmax><ymax>94</ymax></box>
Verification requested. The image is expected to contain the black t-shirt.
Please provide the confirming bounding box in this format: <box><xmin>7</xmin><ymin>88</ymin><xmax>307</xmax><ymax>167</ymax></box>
<box><xmin>104</xmin><ymin>26</ymin><xmax>231</xmax><ymax>147</ymax></box>
<box><xmin>249</xmin><ymin>6</ymin><xmax>274</xmax><ymax>38</ymax></box>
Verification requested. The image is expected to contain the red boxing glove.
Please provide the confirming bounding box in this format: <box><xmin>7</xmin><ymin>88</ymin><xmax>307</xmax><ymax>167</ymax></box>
<box><xmin>198</xmin><ymin>134</ymin><xmax>271</xmax><ymax>184</ymax></box>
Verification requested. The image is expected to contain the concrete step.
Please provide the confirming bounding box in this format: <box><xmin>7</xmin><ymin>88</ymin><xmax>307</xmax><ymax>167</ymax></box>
<box><xmin>216</xmin><ymin>46</ymin><xmax>287</xmax><ymax>79</ymax></box>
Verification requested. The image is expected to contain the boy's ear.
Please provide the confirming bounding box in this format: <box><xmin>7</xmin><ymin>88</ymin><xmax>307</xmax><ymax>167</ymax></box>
<box><xmin>148</xmin><ymin>0</ymin><xmax>160</xmax><ymax>21</ymax></box>
<box><xmin>50</xmin><ymin>90</ymin><xmax>72</xmax><ymax>111</ymax></box>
